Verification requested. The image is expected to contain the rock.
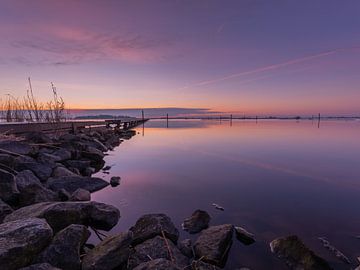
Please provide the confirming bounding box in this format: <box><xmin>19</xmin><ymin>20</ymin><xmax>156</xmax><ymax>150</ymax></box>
<box><xmin>191</xmin><ymin>260</ymin><xmax>221</xmax><ymax>270</ymax></box>
<box><xmin>0</xmin><ymin>218</ymin><xmax>53</xmax><ymax>270</ymax></box>
<box><xmin>0</xmin><ymin>199</ymin><xmax>13</xmax><ymax>223</ymax></box>
<box><xmin>0</xmin><ymin>169</ymin><xmax>19</xmax><ymax>204</ymax></box>
<box><xmin>110</xmin><ymin>176</ymin><xmax>120</xmax><ymax>187</ymax></box>
<box><xmin>47</xmin><ymin>176</ymin><xmax>109</xmax><ymax>193</ymax></box>
<box><xmin>0</xmin><ymin>153</ymin><xmax>15</xmax><ymax>167</ymax></box>
<box><xmin>24</xmin><ymin>132</ymin><xmax>53</xmax><ymax>144</ymax></box>
<box><xmin>65</xmin><ymin>160</ymin><xmax>91</xmax><ymax>171</ymax></box>
<box><xmin>318</xmin><ymin>237</ymin><xmax>350</xmax><ymax>264</ymax></box>
<box><xmin>68</xmin><ymin>167</ymin><xmax>81</xmax><ymax>175</ymax></box>
<box><xmin>128</xmin><ymin>235</ymin><xmax>189</xmax><ymax>269</ymax></box>
<box><xmin>52</xmin><ymin>148</ymin><xmax>72</xmax><ymax>161</ymax></box>
<box><xmin>0</xmin><ymin>140</ymin><xmax>35</xmax><ymax>155</ymax></box>
<box><xmin>37</xmin><ymin>152</ymin><xmax>62</xmax><ymax>164</ymax></box>
<box><xmin>16</xmin><ymin>170</ymin><xmax>58</xmax><ymax>206</ymax></box>
<box><xmin>52</xmin><ymin>166</ymin><xmax>77</xmax><ymax>177</ymax></box>
<box><xmin>102</xmin><ymin>165</ymin><xmax>111</xmax><ymax>171</ymax></box>
<box><xmin>15</xmin><ymin>162</ymin><xmax>53</xmax><ymax>182</ymax></box>
<box><xmin>36</xmin><ymin>224</ymin><xmax>90</xmax><ymax>270</ymax></box>
<box><xmin>182</xmin><ymin>209</ymin><xmax>210</xmax><ymax>234</ymax></box>
<box><xmin>82</xmin><ymin>146</ymin><xmax>105</xmax><ymax>162</ymax></box>
<box><xmin>130</xmin><ymin>213</ymin><xmax>179</xmax><ymax>245</ymax></box>
<box><xmin>70</xmin><ymin>188</ymin><xmax>91</xmax><ymax>201</ymax></box>
<box><xmin>82</xmin><ymin>231</ymin><xmax>133</xmax><ymax>270</ymax></box>
<box><xmin>4</xmin><ymin>201</ymin><xmax>120</xmax><ymax>232</ymax></box>
<box><xmin>179</xmin><ymin>239</ymin><xmax>193</xmax><ymax>258</ymax></box>
<box><xmin>19</xmin><ymin>263</ymin><xmax>62</xmax><ymax>270</ymax></box>
<box><xmin>194</xmin><ymin>224</ymin><xmax>234</xmax><ymax>267</ymax></box>
<box><xmin>133</xmin><ymin>258</ymin><xmax>182</xmax><ymax>270</ymax></box>
<box><xmin>235</xmin><ymin>226</ymin><xmax>255</xmax><ymax>245</ymax></box>
<box><xmin>83</xmin><ymin>166</ymin><xmax>96</xmax><ymax>176</ymax></box>
<box><xmin>270</xmin><ymin>235</ymin><xmax>332</xmax><ymax>270</ymax></box>
<box><xmin>58</xmin><ymin>188</ymin><xmax>71</xmax><ymax>201</ymax></box>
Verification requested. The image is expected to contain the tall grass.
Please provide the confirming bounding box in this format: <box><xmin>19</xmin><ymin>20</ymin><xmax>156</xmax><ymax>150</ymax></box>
<box><xmin>0</xmin><ymin>78</ymin><xmax>66</xmax><ymax>123</ymax></box>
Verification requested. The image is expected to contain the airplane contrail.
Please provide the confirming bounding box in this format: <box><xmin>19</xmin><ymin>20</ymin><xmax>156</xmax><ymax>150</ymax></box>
<box><xmin>179</xmin><ymin>47</ymin><xmax>360</xmax><ymax>90</ymax></box>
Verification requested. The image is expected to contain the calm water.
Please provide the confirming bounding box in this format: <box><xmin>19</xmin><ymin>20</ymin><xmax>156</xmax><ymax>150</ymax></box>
<box><xmin>93</xmin><ymin>119</ymin><xmax>360</xmax><ymax>269</ymax></box>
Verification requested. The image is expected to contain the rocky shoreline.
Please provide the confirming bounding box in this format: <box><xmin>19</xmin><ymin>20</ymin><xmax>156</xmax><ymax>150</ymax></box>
<box><xmin>0</xmin><ymin>127</ymin><xmax>346</xmax><ymax>269</ymax></box>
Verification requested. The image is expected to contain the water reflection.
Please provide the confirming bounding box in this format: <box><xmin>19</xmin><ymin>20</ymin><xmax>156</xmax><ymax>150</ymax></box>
<box><xmin>93</xmin><ymin>119</ymin><xmax>360</xmax><ymax>269</ymax></box>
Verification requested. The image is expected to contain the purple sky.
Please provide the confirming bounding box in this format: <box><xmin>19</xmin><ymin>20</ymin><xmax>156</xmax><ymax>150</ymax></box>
<box><xmin>0</xmin><ymin>0</ymin><xmax>359</xmax><ymax>115</ymax></box>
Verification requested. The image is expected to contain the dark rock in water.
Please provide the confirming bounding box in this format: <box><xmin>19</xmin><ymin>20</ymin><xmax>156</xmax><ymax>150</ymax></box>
<box><xmin>128</xmin><ymin>235</ymin><xmax>189</xmax><ymax>269</ymax></box>
<box><xmin>24</xmin><ymin>132</ymin><xmax>53</xmax><ymax>144</ymax></box>
<box><xmin>70</xmin><ymin>188</ymin><xmax>91</xmax><ymax>201</ymax></box>
<box><xmin>179</xmin><ymin>238</ymin><xmax>193</xmax><ymax>258</ymax></box>
<box><xmin>0</xmin><ymin>218</ymin><xmax>53</xmax><ymax>270</ymax></box>
<box><xmin>15</xmin><ymin>162</ymin><xmax>53</xmax><ymax>182</ymax></box>
<box><xmin>0</xmin><ymin>140</ymin><xmax>36</xmax><ymax>155</ymax></box>
<box><xmin>235</xmin><ymin>226</ymin><xmax>255</xmax><ymax>245</ymax></box>
<box><xmin>36</xmin><ymin>224</ymin><xmax>90</xmax><ymax>270</ymax></box>
<box><xmin>82</xmin><ymin>146</ymin><xmax>105</xmax><ymax>162</ymax></box>
<box><xmin>102</xmin><ymin>165</ymin><xmax>112</xmax><ymax>171</ymax></box>
<box><xmin>182</xmin><ymin>209</ymin><xmax>210</xmax><ymax>234</ymax></box>
<box><xmin>52</xmin><ymin>166</ymin><xmax>77</xmax><ymax>177</ymax></box>
<box><xmin>19</xmin><ymin>263</ymin><xmax>61</xmax><ymax>270</ymax></box>
<box><xmin>65</xmin><ymin>160</ymin><xmax>91</xmax><ymax>171</ymax></box>
<box><xmin>4</xmin><ymin>201</ymin><xmax>120</xmax><ymax>232</ymax></box>
<box><xmin>82</xmin><ymin>231</ymin><xmax>133</xmax><ymax>270</ymax></box>
<box><xmin>270</xmin><ymin>235</ymin><xmax>332</xmax><ymax>270</ymax></box>
<box><xmin>16</xmin><ymin>170</ymin><xmax>58</xmax><ymax>206</ymax></box>
<box><xmin>83</xmin><ymin>166</ymin><xmax>96</xmax><ymax>176</ymax></box>
<box><xmin>37</xmin><ymin>152</ymin><xmax>62</xmax><ymax>164</ymax></box>
<box><xmin>58</xmin><ymin>188</ymin><xmax>71</xmax><ymax>201</ymax></box>
<box><xmin>133</xmin><ymin>258</ymin><xmax>182</xmax><ymax>270</ymax></box>
<box><xmin>194</xmin><ymin>224</ymin><xmax>234</xmax><ymax>267</ymax></box>
<box><xmin>51</xmin><ymin>148</ymin><xmax>72</xmax><ymax>161</ymax></box>
<box><xmin>0</xmin><ymin>169</ymin><xmax>19</xmax><ymax>204</ymax></box>
<box><xmin>191</xmin><ymin>260</ymin><xmax>221</xmax><ymax>270</ymax></box>
<box><xmin>130</xmin><ymin>213</ymin><xmax>179</xmax><ymax>245</ymax></box>
<box><xmin>0</xmin><ymin>199</ymin><xmax>13</xmax><ymax>223</ymax></box>
<box><xmin>47</xmin><ymin>176</ymin><xmax>109</xmax><ymax>193</ymax></box>
<box><xmin>110</xmin><ymin>176</ymin><xmax>121</xmax><ymax>187</ymax></box>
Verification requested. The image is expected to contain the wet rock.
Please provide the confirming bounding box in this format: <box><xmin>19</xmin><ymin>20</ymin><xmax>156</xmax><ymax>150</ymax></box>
<box><xmin>83</xmin><ymin>166</ymin><xmax>96</xmax><ymax>176</ymax></box>
<box><xmin>270</xmin><ymin>235</ymin><xmax>332</xmax><ymax>270</ymax></box>
<box><xmin>19</xmin><ymin>263</ymin><xmax>62</xmax><ymax>270</ymax></box>
<box><xmin>65</xmin><ymin>160</ymin><xmax>91</xmax><ymax>171</ymax></box>
<box><xmin>0</xmin><ymin>168</ymin><xmax>19</xmax><ymax>204</ymax></box>
<box><xmin>128</xmin><ymin>235</ymin><xmax>189</xmax><ymax>269</ymax></box>
<box><xmin>0</xmin><ymin>199</ymin><xmax>13</xmax><ymax>223</ymax></box>
<box><xmin>16</xmin><ymin>170</ymin><xmax>58</xmax><ymax>206</ymax></box>
<box><xmin>4</xmin><ymin>201</ymin><xmax>120</xmax><ymax>232</ymax></box>
<box><xmin>191</xmin><ymin>260</ymin><xmax>221</xmax><ymax>270</ymax></box>
<box><xmin>194</xmin><ymin>224</ymin><xmax>234</xmax><ymax>267</ymax></box>
<box><xmin>0</xmin><ymin>140</ymin><xmax>35</xmax><ymax>155</ymax></box>
<box><xmin>70</xmin><ymin>188</ymin><xmax>91</xmax><ymax>201</ymax></box>
<box><xmin>82</xmin><ymin>146</ymin><xmax>104</xmax><ymax>162</ymax></box>
<box><xmin>235</xmin><ymin>226</ymin><xmax>255</xmax><ymax>245</ymax></box>
<box><xmin>52</xmin><ymin>166</ymin><xmax>77</xmax><ymax>177</ymax></box>
<box><xmin>58</xmin><ymin>188</ymin><xmax>71</xmax><ymax>201</ymax></box>
<box><xmin>179</xmin><ymin>239</ymin><xmax>193</xmax><ymax>258</ymax></box>
<box><xmin>47</xmin><ymin>176</ymin><xmax>109</xmax><ymax>193</ymax></box>
<box><xmin>82</xmin><ymin>231</ymin><xmax>133</xmax><ymax>270</ymax></box>
<box><xmin>110</xmin><ymin>176</ymin><xmax>120</xmax><ymax>187</ymax></box>
<box><xmin>182</xmin><ymin>209</ymin><xmax>210</xmax><ymax>234</ymax></box>
<box><xmin>102</xmin><ymin>165</ymin><xmax>111</xmax><ymax>171</ymax></box>
<box><xmin>52</xmin><ymin>148</ymin><xmax>72</xmax><ymax>161</ymax></box>
<box><xmin>133</xmin><ymin>258</ymin><xmax>182</xmax><ymax>270</ymax></box>
<box><xmin>130</xmin><ymin>213</ymin><xmax>179</xmax><ymax>245</ymax></box>
<box><xmin>15</xmin><ymin>162</ymin><xmax>53</xmax><ymax>182</ymax></box>
<box><xmin>36</xmin><ymin>224</ymin><xmax>90</xmax><ymax>270</ymax></box>
<box><xmin>0</xmin><ymin>218</ymin><xmax>53</xmax><ymax>270</ymax></box>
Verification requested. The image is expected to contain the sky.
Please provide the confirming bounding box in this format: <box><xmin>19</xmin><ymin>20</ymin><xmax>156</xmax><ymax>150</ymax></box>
<box><xmin>0</xmin><ymin>0</ymin><xmax>359</xmax><ymax>116</ymax></box>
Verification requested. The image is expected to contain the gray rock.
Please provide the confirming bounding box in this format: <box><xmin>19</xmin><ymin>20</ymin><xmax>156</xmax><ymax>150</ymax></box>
<box><xmin>4</xmin><ymin>201</ymin><xmax>120</xmax><ymax>232</ymax></box>
<box><xmin>38</xmin><ymin>152</ymin><xmax>62</xmax><ymax>164</ymax></box>
<box><xmin>0</xmin><ymin>140</ymin><xmax>35</xmax><ymax>155</ymax></box>
<box><xmin>270</xmin><ymin>235</ymin><xmax>332</xmax><ymax>270</ymax></box>
<box><xmin>182</xmin><ymin>209</ymin><xmax>210</xmax><ymax>234</ymax></box>
<box><xmin>179</xmin><ymin>239</ymin><xmax>193</xmax><ymax>258</ymax></box>
<box><xmin>0</xmin><ymin>153</ymin><xmax>15</xmax><ymax>167</ymax></box>
<box><xmin>19</xmin><ymin>263</ymin><xmax>62</xmax><ymax>270</ymax></box>
<box><xmin>0</xmin><ymin>199</ymin><xmax>13</xmax><ymax>223</ymax></box>
<box><xmin>82</xmin><ymin>146</ymin><xmax>105</xmax><ymax>162</ymax></box>
<box><xmin>58</xmin><ymin>188</ymin><xmax>71</xmax><ymax>201</ymax></box>
<box><xmin>130</xmin><ymin>213</ymin><xmax>179</xmax><ymax>245</ymax></box>
<box><xmin>110</xmin><ymin>176</ymin><xmax>120</xmax><ymax>187</ymax></box>
<box><xmin>235</xmin><ymin>226</ymin><xmax>255</xmax><ymax>245</ymax></box>
<box><xmin>24</xmin><ymin>132</ymin><xmax>53</xmax><ymax>144</ymax></box>
<box><xmin>65</xmin><ymin>160</ymin><xmax>91</xmax><ymax>171</ymax></box>
<box><xmin>128</xmin><ymin>235</ymin><xmax>189</xmax><ymax>269</ymax></box>
<box><xmin>52</xmin><ymin>148</ymin><xmax>72</xmax><ymax>161</ymax></box>
<box><xmin>52</xmin><ymin>166</ymin><xmax>77</xmax><ymax>177</ymax></box>
<box><xmin>36</xmin><ymin>224</ymin><xmax>90</xmax><ymax>270</ymax></box>
<box><xmin>47</xmin><ymin>176</ymin><xmax>109</xmax><ymax>193</ymax></box>
<box><xmin>0</xmin><ymin>169</ymin><xmax>19</xmax><ymax>204</ymax></box>
<box><xmin>70</xmin><ymin>188</ymin><xmax>91</xmax><ymax>201</ymax></box>
<box><xmin>191</xmin><ymin>260</ymin><xmax>221</xmax><ymax>270</ymax></box>
<box><xmin>83</xmin><ymin>166</ymin><xmax>96</xmax><ymax>176</ymax></box>
<box><xmin>133</xmin><ymin>258</ymin><xmax>181</xmax><ymax>270</ymax></box>
<box><xmin>0</xmin><ymin>218</ymin><xmax>53</xmax><ymax>270</ymax></box>
<box><xmin>82</xmin><ymin>231</ymin><xmax>133</xmax><ymax>270</ymax></box>
<box><xmin>15</xmin><ymin>162</ymin><xmax>53</xmax><ymax>182</ymax></box>
<box><xmin>16</xmin><ymin>170</ymin><xmax>58</xmax><ymax>206</ymax></box>
<box><xmin>194</xmin><ymin>224</ymin><xmax>234</xmax><ymax>267</ymax></box>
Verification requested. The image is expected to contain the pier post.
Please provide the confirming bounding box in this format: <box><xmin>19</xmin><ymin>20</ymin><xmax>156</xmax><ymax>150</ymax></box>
<box><xmin>166</xmin><ymin>113</ymin><xmax>169</xmax><ymax>128</ymax></box>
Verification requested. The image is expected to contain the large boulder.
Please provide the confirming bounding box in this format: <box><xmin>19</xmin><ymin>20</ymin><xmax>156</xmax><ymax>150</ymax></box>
<box><xmin>0</xmin><ymin>140</ymin><xmax>35</xmax><ymax>155</ymax></box>
<box><xmin>82</xmin><ymin>146</ymin><xmax>105</xmax><ymax>162</ymax></box>
<box><xmin>52</xmin><ymin>166</ymin><xmax>78</xmax><ymax>177</ymax></box>
<box><xmin>270</xmin><ymin>235</ymin><xmax>332</xmax><ymax>270</ymax></box>
<box><xmin>194</xmin><ymin>224</ymin><xmax>234</xmax><ymax>267</ymax></box>
<box><xmin>4</xmin><ymin>201</ymin><xmax>120</xmax><ymax>232</ymax></box>
<box><xmin>82</xmin><ymin>231</ymin><xmax>133</xmax><ymax>270</ymax></box>
<box><xmin>64</xmin><ymin>160</ymin><xmax>91</xmax><ymax>171</ymax></box>
<box><xmin>182</xmin><ymin>209</ymin><xmax>210</xmax><ymax>234</ymax></box>
<box><xmin>51</xmin><ymin>148</ymin><xmax>72</xmax><ymax>161</ymax></box>
<box><xmin>133</xmin><ymin>258</ymin><xmax>181</xmax><ymax>270</ymax></box>
<box><xmin>47</xmin><ymin>176</ymin><xmax>109</xmax><ymax>193</ymax></box>
<box><xmin>24</xmin><ymin>132</ymin><xmax>53</xmax><ymax>144</ymax></box>
<box><xmin>36</xmin><ymin>224</ymin><xmax>90</xmax><ymax>270</ymax></box>
<box><xmin>0</xmin><ymin>218</ymin><xmax>53</xmax><ymax>270</ymax></box>
<box><xmin>19</xmin><ymin>263</ymin><xmax>61</xmax><ymax>270</ymax></box>
<box><xmin>15</xmin><ymin>162</ymin><xmax>53</xmax><ymax>182</ymax></box>
<box><xmin>235</xmin><ymin>226</ymin><xmax>255</xmax><ymax>245</ymax></box>
<box><xmin>0</xmin><ymin>168</ymin><xmax>19</xmax><ymax>204</ymax></box>
<box><xmin>128</xmin><ymin>235</ymin><xmax>189</xmax><ymax>269</ymax></box>
<box><xmin>70</xmin><ymin>188</ymin><xmax>91</xmax><ymax>201</ymax></box>
<box><xmin>0</xmin><ymin>199</ymin><xmax>13</xmax><ymax>223</ymax></box>
<box><xmin>178</xmin><ymin>239</ymin><xmax>193</xmax><ymax>258</ymax></box>
<box><xmin>15</xmin><ymin>170</ymin><xmax>58</xmax><ymax>206</ymax></box>
<box><xmin>130</xmin><ymin>213</ymin><xmax>179</xmax><ymax>245</ymax></box>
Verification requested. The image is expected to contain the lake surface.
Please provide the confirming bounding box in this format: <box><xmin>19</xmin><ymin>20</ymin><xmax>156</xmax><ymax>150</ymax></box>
<box><xmin>93</xmin><ymin>119</ymin><xmax>360</xmax><ymax>269</ymax></box>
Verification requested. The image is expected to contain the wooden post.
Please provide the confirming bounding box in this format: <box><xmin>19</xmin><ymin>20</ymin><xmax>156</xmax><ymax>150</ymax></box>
<box><xmin>256</xmin><ymin>116</ymin><xmax>258</xmax><ymax>123</ymax></box>
<box><xmin>142</xmin><ymin>110</ymin><xmax>144</xmax><ymax>121</ymax></box>
<box><xmin>230</xmin><ymin>114</ymin><xmax>232</xmax><ymax>127</ymax></box>
<box><xmin>318</xmin><ymin>113</ymin><xmax>321</xmax><ymax>128</ymax></box>
<box><xmin>166</xmin><ymin>113</ymin><xmax>169</xmax><ymax>128</ymax></box>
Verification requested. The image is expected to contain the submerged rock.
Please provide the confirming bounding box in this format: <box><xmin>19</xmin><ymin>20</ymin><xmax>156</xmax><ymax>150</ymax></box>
<box><xmin>0</xmin><ymin>169</ymin><xmax>19</xmax><ymax>204</ymax></box>
<box><xmin>182</xmin><ymin>209</ymin><xmax>210</xmax><ymax>234</ymax></box>
<box><xmin>235</xmin><ymin>226</ymin><xmax>255</xmax><ymax>245</ymax></box>
<box><xmin>130</xmin><ymin>213</ymin><xmax>179</xmax><ymax>245</ymax></box>
<box><xmin>0</xmin><ymin>218</ymin><xmax>53</xmax><ymax>270</ymax></box>
<box><xmin>82</xmin><ymin>231</ymin><xmax>133</xmax><ymax>270</ymax></box>
<box><xmin>19</xmin><ymin>263</ymin><xmax>61</xmax><ymax>270</ymax></box>
<box><xmin>194</xmin><ymin>224</ymin><xmax>234</xmax><ymax>267</ymax></box>
<box><xmin>133</xmin><ymin>258</ymin><xmax>182</xmax><ymax>270</ymax></box>
<box><xmin>110</xmin><ymin>176</ymin><xmax>121</xmax><ymax>187</ymax></box>
<box><xmin>270</xmin><ymin>235</ymin><xmax>332</xmax><ymax>270</ymax></box>
<box><xmin>36</xmin><ymin>224</ymin><xmax>90</xmax><ymax>270</ymax></box>
<box><xmin>47</xmin><ymin>176</ymin><xmax>109</xmax><ymax>193</ymax></box>
<box><xmin>0</xmin><ymin>199</ymin><xmax>13</xmax><ymax>223</ymax></box>
<box><xmin>4</xmin><ymin>201</ymin><xmax>120</xmax><ymax>232</ymax></box>
<box><xmin>70</xmin><ymin>188</ymin><xmax>91</xmax><ymax>201</ymax></box>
